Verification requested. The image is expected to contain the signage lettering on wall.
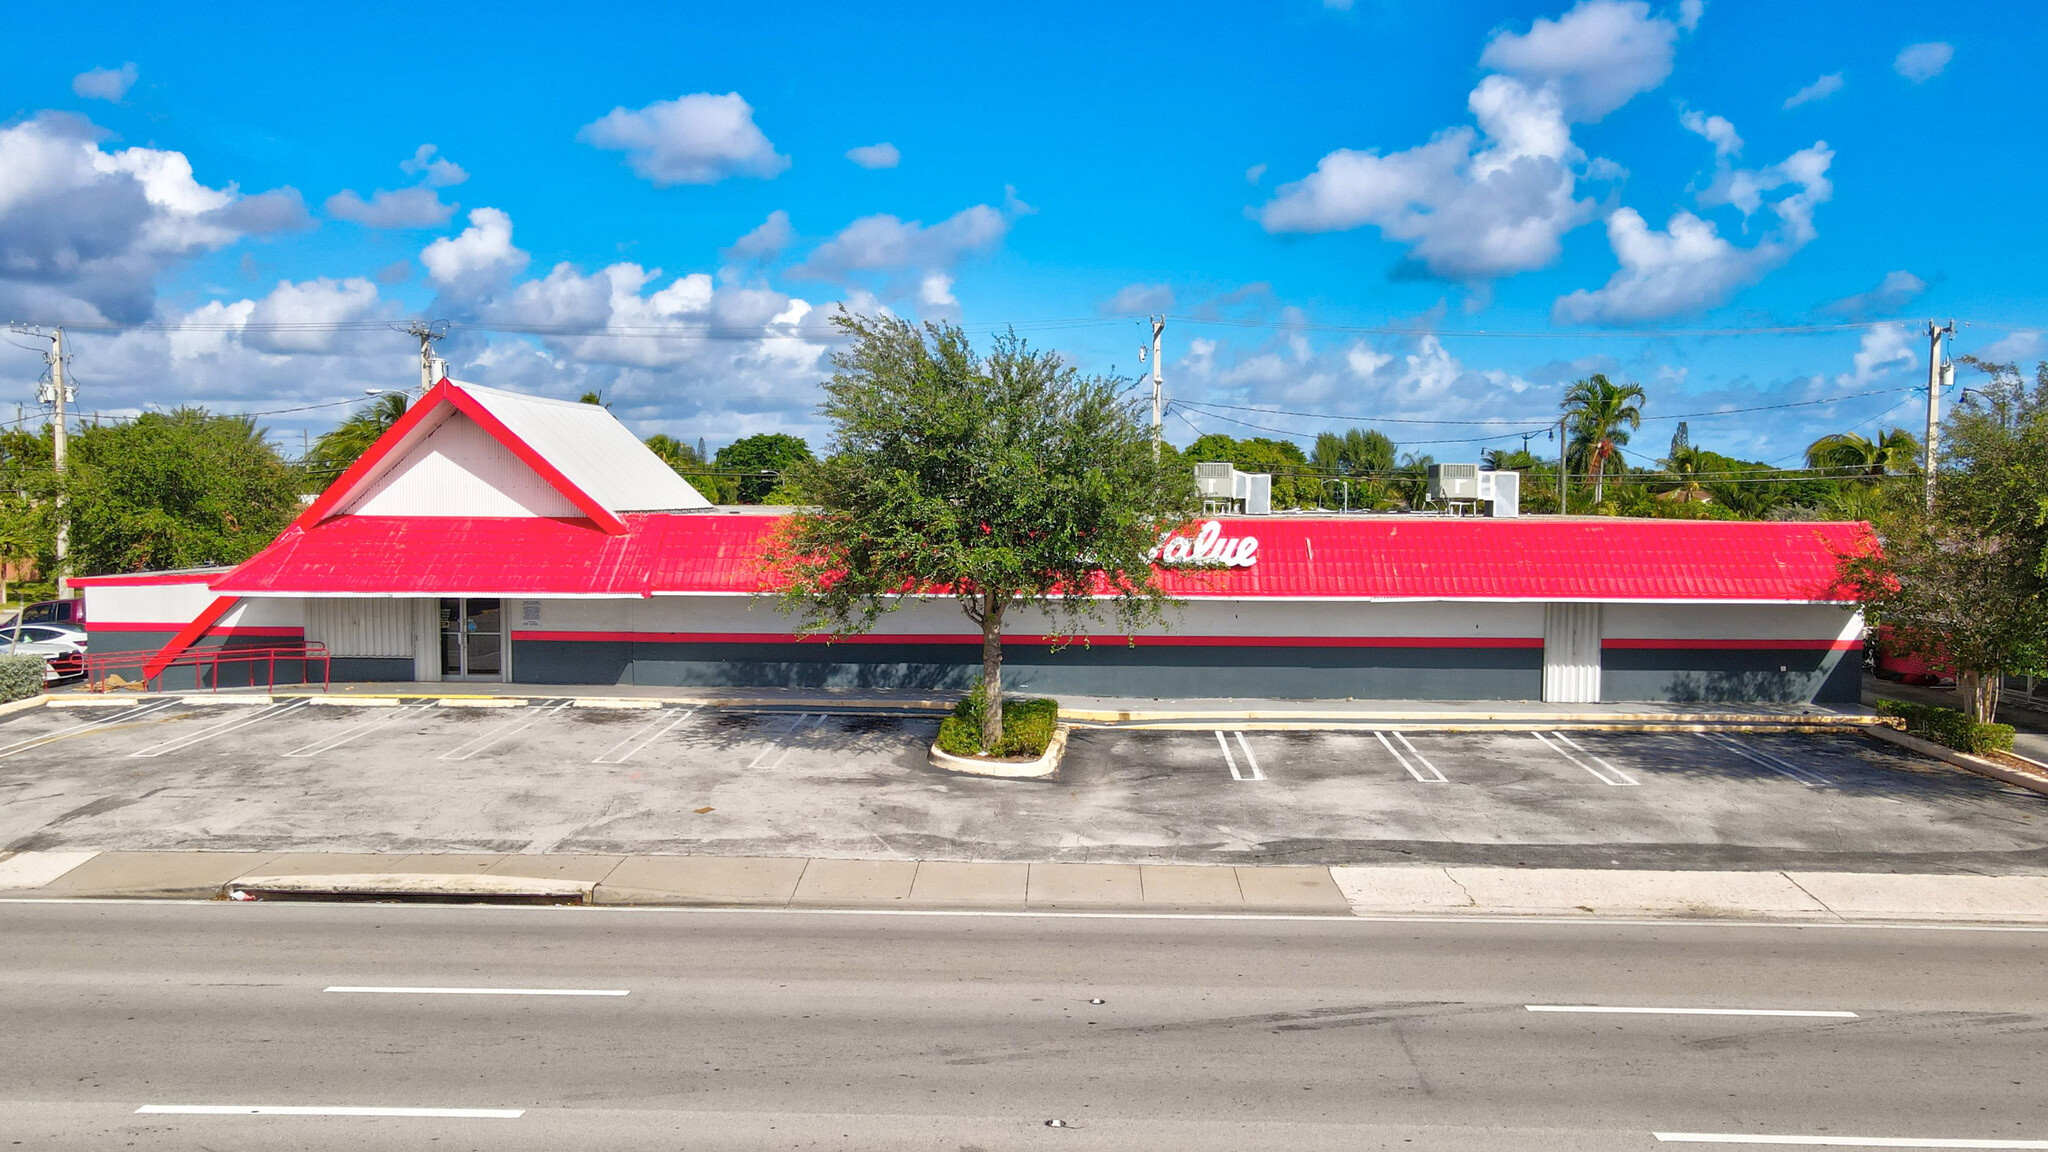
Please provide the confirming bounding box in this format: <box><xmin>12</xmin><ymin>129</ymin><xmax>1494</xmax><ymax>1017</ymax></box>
<box><xmin>1150</xmin><ymin>520</ymin><xmax>1259</xmax><ymax>568</ymax></box>
<box><xmin>520</xmin><ymin>600</ymin><xmax>542</xmax><ymax>627</ymax></box>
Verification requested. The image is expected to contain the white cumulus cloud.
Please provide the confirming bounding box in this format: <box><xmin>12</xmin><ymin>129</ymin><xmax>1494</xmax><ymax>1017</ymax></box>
<box><xmin>72</xmin><ymin>63</ymin><xmax>138</xmax><ymax>102</ymax></box>
<box><xmin>0</xmin><ymin>112</ymin><xmax>307</xmax><ymax>323</ymax></box>
<box><xmin>399</xmin><ymin>144</ymin><xmax>468</xmax><ymax>187</ymax></box>
<box><xmin>722</xmin><ymin>209</ymin><xmax>796</xmax><ymax>263</ymax></box>
<box><xmin>1255</xmin><ymin>0</ymin><xmax>1690</xmax><ymax>282</ymax></box>
<box><xmin>1894</xmin><ymin>42</ymin><xmax>1953</xmax><ymax>83</ymax></box>
<box><xmin>1679</xmin><ymin>107</ymin><xmax>1742</xmax><ymax>157</ymax></box>
<box><xmin>845</xmin><ymin>142</ymin><xmax>900</xmax><ymax>169</ymax></box>
<box><xmin>1477</xmin><ymin>0</ymin><xmax>1683</xmax><ymax>120</ymax></box>
<box><xmin>794</xmin><ymin>202</ymin><xmax>1010</xmax><ymax>280</ymax></box>
<box><xmin>421</xmin><ymin>207</ymin><xmax>530</xmax><ymax>297</ymax></box>
<box><xmin>1783</xmin><ymin>72</ymin><xmax>1844</xmax><ymax>110</ymax></box>
<box><xmin>1100</xmin><ymin>283</ymin><xmax>1174</xmax><ymax>315</ymax></box>
<box><xmin>1824</xmin><ymin>270</ymin><xmax>1926</xmax><ymax>319</ymax></box>
<box><xmin>326</xmin><ymin>186</ymin><xmax>457</xmax><ymax>229</ymax></box>
<box><xmin>578</xmin><ymin>92</ymin><xmax>789</xmax><ymax>186</ymax></box>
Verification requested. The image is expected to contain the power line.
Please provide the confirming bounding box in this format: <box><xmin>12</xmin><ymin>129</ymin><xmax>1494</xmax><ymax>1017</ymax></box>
<box><xmin>1174</xmin><ymin>386</ymin><xmax>1918</xmax><ymax>431</ymax></box>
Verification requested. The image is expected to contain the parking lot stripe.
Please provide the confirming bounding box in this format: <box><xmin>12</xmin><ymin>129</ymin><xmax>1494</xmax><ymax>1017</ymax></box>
<box><xmin>325</xmin><ymin>986</ymin><xmax>629</xmax><ymax>996</ymax></box>
<box><xmin>1376</xmin><ymin>730</ymin><xmax>1448</xmax><ymax>782</ymax></box>
<box><xmin>1531</xmin><ymin>731</ymin><xmax>1640</xmax><ymax>786</ymax></box>
<box><xmin>1701</xmin><ymin>733</ymin><xmax>1831</xmax><ymax>786</ymax></box>
<box><xmin>135</xmin><ymin>1105</ymin><xmax>524</xmax><ymax>1119</ymax></box>
<box><xmin>746</xmin><ymin>712</ymin><xmax>825</xmax><ymax>770</ymax></box>
<box><xmin>129</xmin><ymin>700</ymin><xmax>311</xmax><ymax>759</ymax></box>
<box><xmin>1527</xmin><ymin>1005</ymin><xmax>1858</xmax><ymax>1018</ymax></box>
<box><xmin>593</xmin><ymin>707</ymin><xmax>699</xmax><ymax>765</ymax></box>
<box><xmin>1233</xmin><ymin>732</ymin><xmax>1266</xmax><ymax>781</ymax></box>
<box><xmin>436</xmin><ymin>699</ymin><xmax>572</xmax><ymax>762</ymax></box>
<box><xmin>0</xmin><ymin>699</ymin><xmax>178</xmax><ymax>760</ymax></box>
<box><xmin>1653</xmin><ymin>1135</ymin><xmax>2048</xmax><ymax>1147</ymax></box>
<box><xmin>1215</xmin><ymin>730</ymin><xmax>1264</xmax><ymax>781</ymax></box>
<box><xmin>284</xmin><ymin>703</ymin><xmax>433</xmax><ymax>758</ymax></box>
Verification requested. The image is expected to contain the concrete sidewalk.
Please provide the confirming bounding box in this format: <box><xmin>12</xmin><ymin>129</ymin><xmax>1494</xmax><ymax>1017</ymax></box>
<box><xmin>47</xmin><ymin>682</ymin><xmax>1883</xmax><ymax>731</ymax></box>
<box><xmin>8</xmin><ymin>849</ymin><xmax>2048</xmax><ymax>924</ymax></box>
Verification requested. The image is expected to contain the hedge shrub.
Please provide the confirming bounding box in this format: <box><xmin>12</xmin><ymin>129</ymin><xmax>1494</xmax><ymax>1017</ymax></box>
<box><xmin>1875</xmin><ymin>698</ymin><xmax>2016</xmax><ymax>755</ymax></box>
<box><xmin>0</xmin><ymin>654</ymin><xmax>46</xmax><ymax>703</ymax></box>
<box><xmin>936</xmin><ymin>688</ymin><xmax>1059</xmax><ymax>758</ymax></box>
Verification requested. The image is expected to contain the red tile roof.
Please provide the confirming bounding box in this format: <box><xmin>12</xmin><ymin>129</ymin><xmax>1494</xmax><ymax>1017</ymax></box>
<box><xmin>212</xmin><ymin>512</ymin><xmax>1872</xmax><ymax>603</ymax></box>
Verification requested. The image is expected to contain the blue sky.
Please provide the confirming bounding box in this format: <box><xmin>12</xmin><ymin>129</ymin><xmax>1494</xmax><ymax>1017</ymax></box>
<box><xmin>1</xmin><ymin>0</ymin><xmax>2041</xmax><ymax>468</ymax></box>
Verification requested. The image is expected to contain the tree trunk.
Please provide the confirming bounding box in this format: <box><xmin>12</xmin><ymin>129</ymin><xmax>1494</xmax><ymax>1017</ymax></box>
<box><xmin>979</xmin><ymin>593</ymin><xmax>1005</xmax><ymax>751</ymax></box>
<box><xmin>1957</xmin><ymin>669</ymin><xmax>2001</xmax><ymax>725</ymax></box>
<box><xmin>1591</xmin><ymin>443</ymin><xmax>1606</xmax><ymax>503</ymax></box>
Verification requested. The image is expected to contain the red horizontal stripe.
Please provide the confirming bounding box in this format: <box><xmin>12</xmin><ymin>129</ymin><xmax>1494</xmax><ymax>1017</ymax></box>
<box><xmin>511</xmin><ymin>630</ymin><xmax>1544</xmax><ymax>648</ymax></box>
<box><xmin>1601</xmin><ymin>638</ymin><xmax>1858</xmax><ymax>650</ymax></box>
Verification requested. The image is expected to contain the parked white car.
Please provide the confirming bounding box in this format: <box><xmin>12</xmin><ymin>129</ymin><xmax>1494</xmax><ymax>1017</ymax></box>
<box><xmin>5</xmin><ymin>624</ymin><xmax>86</xmax><ymax>682</ymax></box>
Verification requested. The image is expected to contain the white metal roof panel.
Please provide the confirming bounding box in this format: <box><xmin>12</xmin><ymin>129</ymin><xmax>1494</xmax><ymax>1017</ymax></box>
<box><xmin>453</xmin><ymin>381</ymin><xmax>712</xmax><ymax>512</ymax></box>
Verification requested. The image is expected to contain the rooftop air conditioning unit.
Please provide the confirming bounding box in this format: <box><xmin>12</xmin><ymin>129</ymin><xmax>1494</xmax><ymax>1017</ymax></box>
<box><xmin>1194</xmin><ymin>461</ymin><xmax>1275</xmax><ymax>515</ymax></box>
<box><xmin>1427</xmin><ymin>463</ymin><xmax>1481</xmax><ymax>502</ymax></box>
<box><xmin>1194</xmin><ymin>461</ymin><xmax>1236</xmax><ymax>500</ymax></box>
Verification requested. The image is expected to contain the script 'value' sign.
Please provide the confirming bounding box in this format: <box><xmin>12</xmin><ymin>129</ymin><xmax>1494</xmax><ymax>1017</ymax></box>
<box><xmin>1150</xmin><ymin>520</ymin><xmax>1259</xmax><ymax>568</ymax></box>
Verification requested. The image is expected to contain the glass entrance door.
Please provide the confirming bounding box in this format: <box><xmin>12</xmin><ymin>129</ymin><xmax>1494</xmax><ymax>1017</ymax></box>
<box><xmin>438</xmin><ymin>598</ymin><xmax>505</xmax><ymax>681</ymax></box>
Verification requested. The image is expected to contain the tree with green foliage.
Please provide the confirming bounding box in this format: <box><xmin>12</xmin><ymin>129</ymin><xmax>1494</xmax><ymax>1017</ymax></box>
<box><xmin>764</xmin><ymin>313</ymin><xmax>1199</xmax><ymax>751</ymax></box>
<box><xmin>1561</xmin><ymin>374</ymin><xmax>1646</xmax><ymax>503</ymax></box>
<box><xmin>1805</xmin><ymin>427</ymin><xmax>1920</xmax><ymax>476</ymax></box>
<box><xmin>715</xmin><ymin>433</ymin><xmax>813</xmax><ymax>504</ymax></box>
<box><xmin>1840</xmin><ymin>359</ymin><xmax>2048</xmax><ymax>722</ymax></box>
<box><xmin>304</xmin><ymin>393</ymin><xmax>407</xmax><ymax>490</ymax></box>
<box><xmin>66</xmin><ymin>408</ymin><xmax>301</xmax><ymax>574</ymax></box>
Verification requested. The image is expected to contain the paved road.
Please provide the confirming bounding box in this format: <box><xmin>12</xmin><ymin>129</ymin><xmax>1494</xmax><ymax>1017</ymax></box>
<box><xmin>2</xmin><ymin>901</ymin><xmax>2046</xmax><ymax>1149</ymax></box>
<box><xmin>2</xmin><ymin>699</ymin><xmax>2043</xmax><ymax>869</ymax></box>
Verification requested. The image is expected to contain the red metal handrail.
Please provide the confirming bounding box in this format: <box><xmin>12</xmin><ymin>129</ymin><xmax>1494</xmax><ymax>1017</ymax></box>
<box><xmin>81</xmin><ymin>642</ymin><xmax>331</xmax><ymax>694</ymax></box>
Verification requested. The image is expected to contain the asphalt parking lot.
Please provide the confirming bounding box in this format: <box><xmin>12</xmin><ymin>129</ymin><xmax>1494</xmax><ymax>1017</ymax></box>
<box><xmin>0</xmin><ymin>697</ymin><xmax>2042</xmax><ymax>871</ymax></box>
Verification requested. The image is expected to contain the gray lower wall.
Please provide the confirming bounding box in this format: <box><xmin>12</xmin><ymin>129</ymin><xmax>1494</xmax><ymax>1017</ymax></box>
<box><xmin>512</xmin><ymin>638</ymin><xmax>1546</xmax><ymax>700</ymax></box>
<box><xmin>1601</xmin><ymin>645</ymin><xmax>1863</xmax><ymax>705</ymax></box>
<box><xmin>85</xmin><ymin>628</ymin><xmax>324</xmax><ymax>690</ymax></box>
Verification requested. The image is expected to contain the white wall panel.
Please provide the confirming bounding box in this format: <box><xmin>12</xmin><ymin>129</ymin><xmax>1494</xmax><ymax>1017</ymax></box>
<box><xmin>304</xmin><ymin>598</ymin><xmax>414</xmax><ymax>657</ymax></box>
<box><xmin>1602</xmin><ymin>602</ymin><xmax>1863</xmax><ymax>644</ymax></box>
<box><xmin>1543</xmin><ymin>603</ymin><xmax>1602</xmax><ymax>703</ymax></box>
<box><xmin>343</xmin><ymin>412</ymin><xmax>581</xmax><ymax>519</ymax></box>
<box><xmin>83</xmin><ymin>581</ymin><xmax>221</xmax><ymax>626</ymax></box>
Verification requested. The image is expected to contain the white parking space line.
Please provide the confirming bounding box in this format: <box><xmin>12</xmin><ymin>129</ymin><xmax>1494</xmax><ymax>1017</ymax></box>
<box><xmin>136</xmin><ymin>1105</ymin><xmax>524</xmax><ymax>1119</ymax></box>
<box><xmin>592</xmin><ymin>707</ymin><xmax>699</xmax><ymax>765</ymax></box>
<box><xmin>1531</xmin><ymin>731</ymin><xmax>1640</xmax><ymax>786</ymax></box>
<box><xmin>1376</xmin><ymin>730</ymin><xmax>1448</xmax><ymax>782</ymax></box>
<box><xmin>1653</xmin><ymin>1135</ymin><xmax>2048</xmax><ymax>1147</ymax></box>
<box><xmin>0</xmin><ymin>699</ymin><xmax>178</xmax><ymax>760</ymax></box>
<box><xmin>1527</xmin><ymin>1005</ymin><xmax>1857</xmax><ymax>1018</ymax></box>
<box><xmin>1700</xmin><ymin>732</ymin><xmax>1831</xmax><ymax>786</ymax></box>
<box><xmin>284</xmin><ymin>703</ymin><xmax>433</xmax><ymax>758</ymax></box>
<box><xmin>437</xmin><ymin>699</ymin><xmax>572</xmax><ymax>762</ymax></box>
<box><xmin>325</xmin><ymin>985</ymin><xmax>628</xmax><ymax>996</ymax></box>
<box><xmin>746</xmin><ymin>713</ymin><xmax>827</xmax><ymax>770</ymax></box>
<box><xmin>129</xmin><ymin>700</ymin><xmax>311</xmax><ymax>759</ymax></box>
<box><xmin>1215</xmin><ymin>730</ymin><xmax>1266</xmax><ymax>781</ymax></box>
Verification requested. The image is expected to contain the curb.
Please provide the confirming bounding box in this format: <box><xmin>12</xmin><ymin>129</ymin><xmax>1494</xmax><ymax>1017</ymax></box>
<box><xmin>0</xmin><ymin>694</ymin><xmax>50</xmax><ymax>718</ymax></box>
<box><xmin>1068</xmin><ymin>718</ymin><xmax>1884</xmax><ymax>734</ymax></box>
<box><xmin>927</xmin><ymin>725</ymin><xmax>1070</xmax><ymax>779</ymax></box>
<box><xmin>223</xmin><ymin>873</ymin><xmax>594</xmax><ymax>904</ymax></box>
<box><xmin>1863</xmin><ymin>724</ymin><xmax>2048</xmax><ymax>799</ymax></box>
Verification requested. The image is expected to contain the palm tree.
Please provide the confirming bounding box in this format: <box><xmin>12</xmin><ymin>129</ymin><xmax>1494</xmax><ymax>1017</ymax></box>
<box><xmin>1803</xmin><ymin>427</ymin><xmax>1921</xmax><ymax>477</ymax></box>
<box><xmin>1658</xmin><ymin>443</ymin><xmax>1713</xmax><ymax>502</ymax></box>
<box><xmin>305</xmin><ymin>393</ymin><xmax>408</xmax><ymax>486</ymax></box>
<box><xmin>1560</xmin><ymin>374</ymin><xmax>1647</xmax><ymax>504</ymax></box>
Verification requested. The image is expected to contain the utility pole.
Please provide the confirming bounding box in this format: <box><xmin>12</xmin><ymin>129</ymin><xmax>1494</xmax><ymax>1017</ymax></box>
<box><xmin>405</xmin><ymin>321</ymin><xmax>447</xmax><ymax>394</ymax></box>
<box><xmin>7</xmin><ymin>326</ymin><xmax>73</xmax><ymax>596</ymax></box>
<box><xmin>1556</xmin><ymin>416</ymin><xmax>1569</xmax><ymax>515</ymax></box>
<box><xmin>1923</xmin><ymin>319</ymin><xmax>1954</xmax><ymax>512</ymax></box>
<box><xmin>1148</xmin><ymin>315</ymin><xmax>1165</xmax><ymax>460</ymax></box>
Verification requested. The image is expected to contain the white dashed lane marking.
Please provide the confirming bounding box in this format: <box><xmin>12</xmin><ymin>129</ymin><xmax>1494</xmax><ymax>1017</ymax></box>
<box><xmin>745</xmin><ymin>712</ymin><xmax>827</xmax><ymax>770</ymax></box>
<box><xmin>129</xmin><ymin>700</ymin><xmax>311</xmax><ymax>759</ymax></box>
<box><xmin>284</xmin><ymin>703</ymin><xmax>433</xmax><ymax>758</ymax></box>
<box><xmin>0</xmin><ymin>699</ymin><xmax>178</xmax><ymax>760</ymax></box>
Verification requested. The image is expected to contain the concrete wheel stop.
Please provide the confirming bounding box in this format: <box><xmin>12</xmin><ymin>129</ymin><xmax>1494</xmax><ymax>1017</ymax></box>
<box><xmin>927</xmin><ymin>725</ymin><xmax>1070</xmax><ymax>779</ymax></box>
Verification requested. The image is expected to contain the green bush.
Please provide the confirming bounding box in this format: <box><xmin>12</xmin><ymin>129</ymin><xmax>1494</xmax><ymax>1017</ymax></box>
<box><xmin>936</xmin><ymin>688</ymin><xmax>1059</xmax><ymax>758</ymax></box>
<box><xmin>0</xmin><ymin>654</ymin><xmax>45</xmax><ymax>703</ymax></box>
<box><xmin>1875</xmin><ymin>698</ymin><xmax>2017</xmax><ymax>755</ymax></box>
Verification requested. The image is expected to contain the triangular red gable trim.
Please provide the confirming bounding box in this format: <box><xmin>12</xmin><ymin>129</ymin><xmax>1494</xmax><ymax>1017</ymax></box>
<box><xmin>290</xmin><ymin>378</ymin><xmax>628</xmax><ymax>535</ymax></box>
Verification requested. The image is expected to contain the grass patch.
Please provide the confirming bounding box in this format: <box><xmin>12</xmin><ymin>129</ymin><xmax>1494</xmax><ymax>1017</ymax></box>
<box><xmin>1875</xmin><ymin>698</ymin><xmax>2016</xmax><ymax>755</ymax></box>
<box><xmin>936</xmin><ymin>687</ymin><xmax>1058</xmax><ymax>758</ymax></box>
